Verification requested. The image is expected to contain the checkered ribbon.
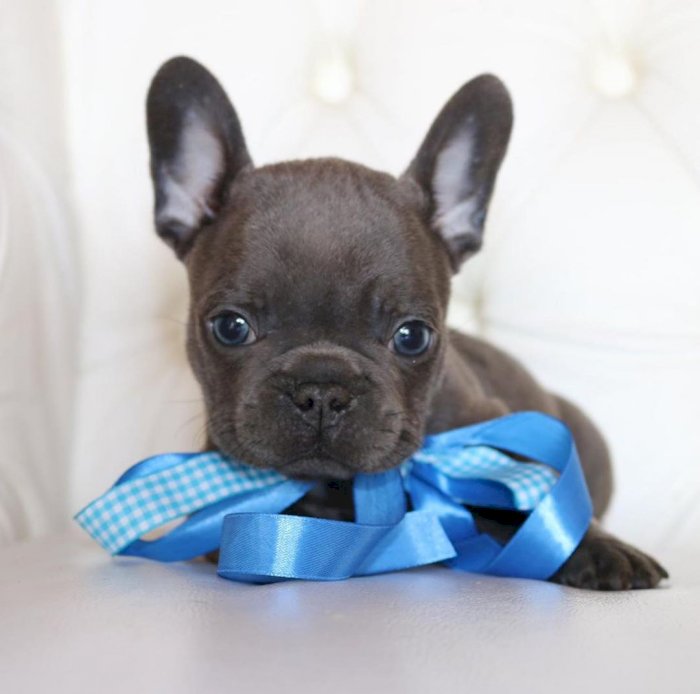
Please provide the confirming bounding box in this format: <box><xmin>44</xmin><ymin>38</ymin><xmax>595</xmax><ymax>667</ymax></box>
<box><xmin>76</xmin><ymin>454</ymin><xmax>286</xmax><ymax>553</ymax></box>
<box><xmin>410</xmin><ymin>446</ymin><xmax>557</xmax><ymax>510</ymax></box>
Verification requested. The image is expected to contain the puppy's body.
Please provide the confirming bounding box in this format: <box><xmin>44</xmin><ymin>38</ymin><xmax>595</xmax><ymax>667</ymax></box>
<box><xmin>433</xmin><ymin>332</ymin><xmax>614</xmax><ymax>518</ymax></box>
<box><xmin>145</xmin><ymin>57</ymin><xmax>667</xmax><ymax>590</ymax></box>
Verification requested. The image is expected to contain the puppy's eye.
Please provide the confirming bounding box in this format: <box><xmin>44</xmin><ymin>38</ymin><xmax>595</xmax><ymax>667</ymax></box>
<box><xmin>210</xmin><ymin>312</ymin><xmax>254</xmax><ymax>346</ymax></box>
<box><xmin>391</xmin><ymin>320</ymin><xmax>432</xmax><ymax>357</ymax></box>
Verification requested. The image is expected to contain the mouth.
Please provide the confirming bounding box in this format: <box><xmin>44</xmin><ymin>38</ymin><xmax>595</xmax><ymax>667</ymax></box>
<box><xmin>277</xmin><ymin>450</ymin><xmax>361</xmax><ymax>480</ymax></box>
<box><xmin>210</xmin><ymin>411</ymin><xmax>414</xmax><ymax>481</ymax></box>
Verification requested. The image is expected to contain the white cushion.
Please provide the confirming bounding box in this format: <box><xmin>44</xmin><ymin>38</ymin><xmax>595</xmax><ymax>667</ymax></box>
<box><xmin>0</xmin><ymin>0</ymin><xmax>77</xmax><ymax>544</ymax></box>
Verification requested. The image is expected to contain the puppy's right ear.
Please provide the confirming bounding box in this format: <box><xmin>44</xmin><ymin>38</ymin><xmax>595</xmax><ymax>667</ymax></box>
<box><xmin>146</xmin><ymin>56</ymin><xmax>252</xmax><ymax>258</ymax></box>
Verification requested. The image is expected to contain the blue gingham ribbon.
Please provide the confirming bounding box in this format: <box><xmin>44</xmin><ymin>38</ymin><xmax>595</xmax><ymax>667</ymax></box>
<box><xmin>76</xmin><ymin>455</ymin><xmax>287</xmax><ymax>553</ymax></box>
<box><xmin>76</xmin><ymin>412</ymin><xmax>593</xmax><ymax>582</ymax></box>
<box><xmin>410</xmin><ymin>446</ymin><xmax>557</xmax><ymax>510</ymax></box>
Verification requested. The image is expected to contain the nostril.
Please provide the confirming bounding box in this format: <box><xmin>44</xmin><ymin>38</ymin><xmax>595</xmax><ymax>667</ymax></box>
<box><xmin>329</xmin><ymin>397</ymin><xmax>348</xmax><ymax>413</ymax></box>
<box><xmin>299</xmin><ymin>397</ymin><xmax>315</xmax><ymax>412</ymax></box>
<box><xmin>288</xmin><ymin>389</ymin><xmax>316</xmax><ymax>413</ymax></box>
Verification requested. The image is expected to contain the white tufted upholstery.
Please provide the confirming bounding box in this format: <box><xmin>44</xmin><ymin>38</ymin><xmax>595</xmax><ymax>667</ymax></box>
<box><xmin>0</xmin><ymin>0</ymin><xmax>78</xmax><ymax>543</ymax></box>
<box><xmin>39</xmin><ymin>0</ymin><xmax>699</xmax><ymax>553</ymax></box>
<box><xmin>2</xmin><ymin>0</ymin><xmax>699</xmax><ymax>540</ymax></box>
<box><xmin>0</xmin><ymin>0</ymin><xmax>700</xmax><ymax>691</ymax></box>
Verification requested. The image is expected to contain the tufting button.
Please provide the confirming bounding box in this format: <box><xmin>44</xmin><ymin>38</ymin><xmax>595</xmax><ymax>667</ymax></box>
<box><xmin>589</xmin><ymin>47</ymin><xmax>640</xmax><ymax>98</ymax></box>
<box><xmin>310</xmin><ymin>44</ymin><xmax>354</xmax><ymax>105</ymax></box>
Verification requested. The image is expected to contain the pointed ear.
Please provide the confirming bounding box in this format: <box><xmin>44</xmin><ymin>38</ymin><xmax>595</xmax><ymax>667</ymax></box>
<box><xmin>146</xmin><ymin>56</ymin><xmax>252</xmax><ymax>258</ymax></box>
<box><xmin>403</xmin><ymin>75</ymin><xmax>513</xmax><ymax>272</ymax></box>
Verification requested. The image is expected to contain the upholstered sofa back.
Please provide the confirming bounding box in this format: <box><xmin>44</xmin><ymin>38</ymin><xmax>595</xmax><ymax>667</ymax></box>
<box><xmin>2</xmin><ymin>0</ymin><xmax>699</xmax><ymax>553</ymax></box>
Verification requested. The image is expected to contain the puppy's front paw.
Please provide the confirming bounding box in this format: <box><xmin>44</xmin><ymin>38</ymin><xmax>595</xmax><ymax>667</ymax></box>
<box><xmin>549</xmin><ymin>526</ymin><xmax>668</xmax><ymax>591</ymax></box>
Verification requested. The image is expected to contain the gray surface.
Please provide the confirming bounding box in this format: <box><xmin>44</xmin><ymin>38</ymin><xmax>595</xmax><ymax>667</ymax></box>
<box><xmin>1</xmin><ymin>534</ymin><xmax>698</xmax><ymax>693</ymax></box>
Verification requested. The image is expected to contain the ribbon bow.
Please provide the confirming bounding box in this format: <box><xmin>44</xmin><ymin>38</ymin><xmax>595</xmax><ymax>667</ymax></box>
<box><xmin>75</xmin><ymin>412</ymin><xmax>593</xmax><ymax>583</ymax></box>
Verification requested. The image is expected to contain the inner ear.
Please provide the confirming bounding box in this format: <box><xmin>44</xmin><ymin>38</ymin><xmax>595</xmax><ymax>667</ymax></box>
<box><xmin>403</xmin><ymin>74</ymin><xmax>513</xmax><ymax>272</ymax></box>
<box><xmin>154</xmin><ymin>108</ymin><xmax>225</xmax><ymax>239</ymax></box>
<box><xmin>431</xmin><ymin>121</ymin><xmax>485</xmax><ymax>257</ymax></box>
<box><xmin>146</xmin><ymin>56</ymin><xmax>252</xmax><ymax>258</ymax></box>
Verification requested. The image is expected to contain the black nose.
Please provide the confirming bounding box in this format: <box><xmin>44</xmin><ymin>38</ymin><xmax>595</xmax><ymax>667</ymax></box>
<box><xmin>289</xmin><ymin>383</ymin><xmax>355</xmax><ymax>428</ymax></box>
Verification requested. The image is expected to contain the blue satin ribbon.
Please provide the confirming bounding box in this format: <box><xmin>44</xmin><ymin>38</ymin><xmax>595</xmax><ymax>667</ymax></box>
<box><xmin>76</xmin><ymin>412</ymin><xmax>593</xmax><ymax>583</ymax></box>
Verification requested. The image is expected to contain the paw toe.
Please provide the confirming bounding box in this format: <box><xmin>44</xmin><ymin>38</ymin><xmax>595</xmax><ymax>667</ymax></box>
<box><xmin>550</xmin><ymin>534</ymin><xmax>668</xmax><ymax>591</ymax></box>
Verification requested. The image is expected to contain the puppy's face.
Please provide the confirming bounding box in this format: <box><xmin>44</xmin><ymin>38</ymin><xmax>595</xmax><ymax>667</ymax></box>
<box><xmin>146</xmin><ymin>58</ymin><xmax>512</xmax><ymax>479</ymax></box>
<box><xmin>184</xmin><ymin>161</ymin><xmax>450</xmax><ymax>478</ymax></box>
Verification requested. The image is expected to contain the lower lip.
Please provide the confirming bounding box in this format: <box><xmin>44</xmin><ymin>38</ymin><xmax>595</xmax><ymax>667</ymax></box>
<box><xmin>280</xmin><ymin>457</ymin><xmax>356</xmax><ymax>480</ymax></box>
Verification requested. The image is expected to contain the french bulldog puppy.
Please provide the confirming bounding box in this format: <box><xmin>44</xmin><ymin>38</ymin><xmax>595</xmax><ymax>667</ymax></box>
<box><xmin>145</xmin><ymin>57</ymin><xmax>667</xmax><ymax>590</ymax></box>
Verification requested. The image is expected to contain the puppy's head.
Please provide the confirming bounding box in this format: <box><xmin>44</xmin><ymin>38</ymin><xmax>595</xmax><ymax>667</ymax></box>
<box><xmin>146</xmin><ymin>57</ymin><xmax>512</xmax><ymax>479</ymax></box>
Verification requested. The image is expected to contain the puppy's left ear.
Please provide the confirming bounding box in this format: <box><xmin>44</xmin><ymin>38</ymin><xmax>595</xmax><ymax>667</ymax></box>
<box><xmin>403</xmin><ymin>75</ymin><xmax>513</xmax><ymax>272</ymax></box>
<box><xmin>146</xmin><ymin>56</ymin><xmax>252</xmax><ymax>258</ymax></box>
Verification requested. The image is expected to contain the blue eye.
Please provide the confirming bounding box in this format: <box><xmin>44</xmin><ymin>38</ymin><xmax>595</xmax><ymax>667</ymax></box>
<box><xmin>210</xmin><ymin>312</ymin><xmax>253</xmax><ymax>346</ymax></box>
<box><xmin>392</xmin><ymin>321</ymin><xmax>432</xmax><ymax>356</ymax></box>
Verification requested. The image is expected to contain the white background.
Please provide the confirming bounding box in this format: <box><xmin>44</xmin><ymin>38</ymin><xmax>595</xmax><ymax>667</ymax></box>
<box><xmin>2</xmin><ymin>0</ymin><xmax>699</xmax><ymax>556</ymax></box>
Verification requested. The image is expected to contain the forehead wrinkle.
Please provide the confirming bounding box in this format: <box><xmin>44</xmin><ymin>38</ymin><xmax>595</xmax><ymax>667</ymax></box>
<box><xmin>191</xmin><ymin>157</ymin><xmax>448</xmax><ymax>330</ymax></box>
<box><xmin>234</xmin><ymin>220</ymin><xmax>439</xmax><ymax>332</ymax></box>
<box><xmin>364</xmin><ymin>276</ymin><xmax>442</xmax><ymax>326</ymax></box>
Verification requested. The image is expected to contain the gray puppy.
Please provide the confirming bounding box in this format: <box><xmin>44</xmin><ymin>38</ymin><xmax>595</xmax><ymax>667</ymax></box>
<box><xmin>146</xmin><ymin>57</ymin><xmax>667</xmax><ymax>590</ymax></box>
